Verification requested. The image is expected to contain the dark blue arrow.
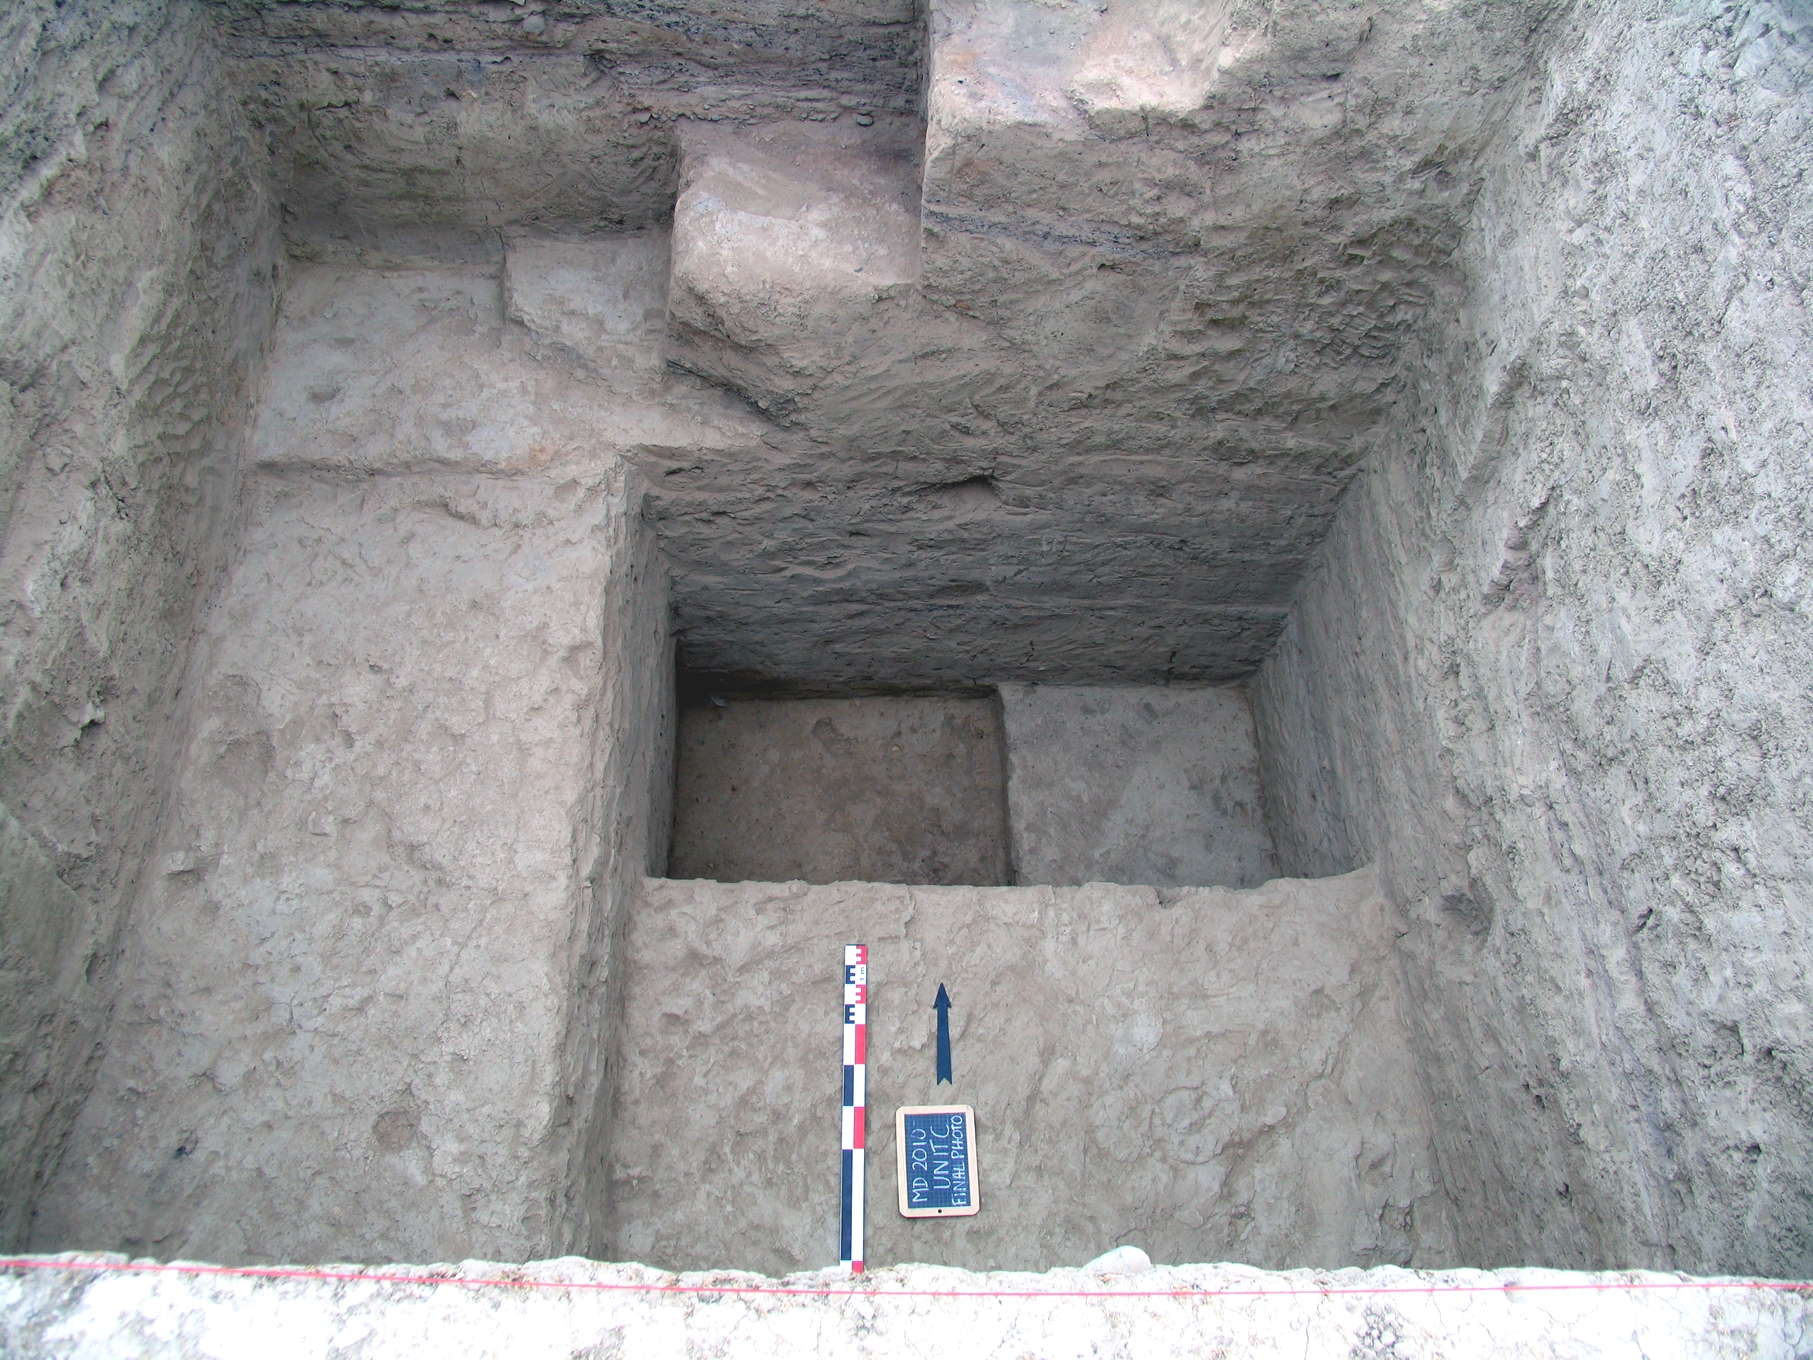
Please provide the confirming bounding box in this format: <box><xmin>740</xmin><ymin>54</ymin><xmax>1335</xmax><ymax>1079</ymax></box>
<box><xmin>933</xmin><ymin>984</ymin><xmax>953</xmax><ymax>1085</ymax></box>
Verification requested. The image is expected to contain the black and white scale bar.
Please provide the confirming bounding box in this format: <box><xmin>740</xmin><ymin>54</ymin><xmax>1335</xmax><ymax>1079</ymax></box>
<box><xmin>841</xmin><ymin>943</ymin><xmax>868</xmax><ymax>1273</ymax></box>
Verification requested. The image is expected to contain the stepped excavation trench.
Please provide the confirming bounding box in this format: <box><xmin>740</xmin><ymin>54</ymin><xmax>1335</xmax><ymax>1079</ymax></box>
<box><xmin>3</xmin><ymin>0</ymin><xmax>1809</xmax><ymax>1314</ymax></box>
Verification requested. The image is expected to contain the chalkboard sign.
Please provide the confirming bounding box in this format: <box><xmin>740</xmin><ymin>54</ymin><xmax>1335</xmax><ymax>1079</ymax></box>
<box><xmin>895</xmin><ymin>1105</ymin><xmax>980</xmax><ymax>1218</ymax></box>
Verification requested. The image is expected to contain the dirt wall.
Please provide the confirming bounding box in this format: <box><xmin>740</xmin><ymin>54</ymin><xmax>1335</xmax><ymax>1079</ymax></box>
<box><xmin>28</xmin><ymin>248</ymin><xmax>678</xmax><ymax>1263</ymax></box>
<box><xmin>610</xmin><ymin>871</ymin><xmax>1452</xmax><ymax>1274</ymax></box>
<box><xmin>1254</xmin><ymin>0</ymin><xmax>1813</xmax><ymax>1275</ymax></box>
<box><xmin>31</xmin><ymin>467</ymin><xmax>669</xmax><ymax>1264</ymax></box>
<box><xmin>0</xmin><ymin>0</ymin><xmax>279</xmax><ymax>1246</ymax></box>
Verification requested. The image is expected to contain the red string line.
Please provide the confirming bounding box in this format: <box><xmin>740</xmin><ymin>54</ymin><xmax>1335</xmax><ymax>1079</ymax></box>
<box><xmin>2</xmin><ymin>1257</ymin><xmax>1808</xmax><ymax>1301</ymax></box>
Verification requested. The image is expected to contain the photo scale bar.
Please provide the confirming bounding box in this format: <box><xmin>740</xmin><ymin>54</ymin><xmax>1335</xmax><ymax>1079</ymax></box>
<box><xmin>841</xmin><ymin>943</ymin><xmax>868</xmax><ymax>1273</ymax></box>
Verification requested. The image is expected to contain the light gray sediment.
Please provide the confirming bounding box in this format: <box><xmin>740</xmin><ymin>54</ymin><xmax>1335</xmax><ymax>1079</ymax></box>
<box><xmin>1253</xmin><ymin>0</ymin><xmax>1813</xmax><ymax>1276</ymax></box>
<box><xmin>669</xmin><ymin>696</ymin><xmax>1009</xmax><ymax>886</ymax></box>
<box><xmin>608</xmin><ymin>871</ymin><xmax>1451</xmax><ymax>1275</ymax></box>
<box><xmin>1000</xmin><ymin>684</ymin><xmax>1276</xmax><ymax>889</ymax></box>
<box><xmin>0</xmin><ymin>0</ymin><xmax>1808</xmax><ymax>1338</ymax></box>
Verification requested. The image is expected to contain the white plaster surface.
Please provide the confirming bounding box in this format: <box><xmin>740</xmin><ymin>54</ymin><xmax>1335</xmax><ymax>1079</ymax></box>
<box><xmin>609</xmin><ymin>871</ymin><xmax>1451</xmax><ymax>1275</ymax></box>
<box><xmin>1000</xmin><ymin>684</ymin><xmax>1276</xmax><ymax>888</ymax></box>
<box><xmin>2</xmin><ymin>1255</ymin><xmax>1805</xmax><ymax>1359</ymax></box>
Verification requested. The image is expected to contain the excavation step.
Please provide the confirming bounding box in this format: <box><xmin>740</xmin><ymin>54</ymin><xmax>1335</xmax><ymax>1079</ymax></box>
<box><xmin>608</xmin><ymin>870</ymin><xmax>1448</xmax><ymax>1275</ymax></box>
<box><xmin>30</xmin><ymin>462</ymin><xmax>671</xmax><ymax>1264</ymax></box>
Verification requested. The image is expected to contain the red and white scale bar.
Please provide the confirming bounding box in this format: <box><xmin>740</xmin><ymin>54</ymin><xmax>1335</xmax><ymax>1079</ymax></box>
<box><xmin>840</xmin><ymin>944</ymin><xmax>868</xmax><ymax>1273</ymax></box>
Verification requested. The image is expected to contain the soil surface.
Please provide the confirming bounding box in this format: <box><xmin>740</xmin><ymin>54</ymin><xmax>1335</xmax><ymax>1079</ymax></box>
<box><xmin>608</xmin><ymin>870</ymin><xmax>1451</xmax><ymax>1274</ymax></box>
<box><xmin>670</xmin><ymin>696</ymin><xmax>1009</xmax><ymax>886</ymax></box>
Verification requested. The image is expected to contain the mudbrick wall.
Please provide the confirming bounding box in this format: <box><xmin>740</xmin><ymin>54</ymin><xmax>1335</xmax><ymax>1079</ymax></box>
<box><xmin>0</xmin><ymin>1</ymin><xmax>279</xmax><ymax>1248</ymax></box>
<box><xmin>1254</xmin><ymin>0</ymin><xmax>1813</xmax><ymax>1276</ymax></box>
<box><xmin>221</xmin><ymin>0</ymin><xmax>925</xmax><ymax>258</ymax></box>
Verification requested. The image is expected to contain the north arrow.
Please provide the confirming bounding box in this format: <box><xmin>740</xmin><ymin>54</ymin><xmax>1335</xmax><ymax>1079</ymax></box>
<box><xmin>933</xmin><ymin>983</ymin><xmax>953</xmax><ymax>1084</ymax></box>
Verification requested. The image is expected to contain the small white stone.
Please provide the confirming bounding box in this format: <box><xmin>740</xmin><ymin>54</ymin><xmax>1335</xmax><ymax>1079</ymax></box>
<box><xmin>1083</xmin><ymin>1245</ymin><xmax>1152</xmax><ymax>1276</ymax></box>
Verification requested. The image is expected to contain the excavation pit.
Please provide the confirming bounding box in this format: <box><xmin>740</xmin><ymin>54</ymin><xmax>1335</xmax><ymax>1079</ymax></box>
<box><xmin>666</xmin><ymin>684</ymin><xmax>1277</xmax><ymax>890</ymax></box>
<box><xmin>3</xmin><ymin>3</ymin><xmax>1808</xmax><ymax>1342</ymax></box>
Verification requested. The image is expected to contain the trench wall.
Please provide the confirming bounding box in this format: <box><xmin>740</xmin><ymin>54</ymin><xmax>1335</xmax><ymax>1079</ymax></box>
<box><xmin>0</xmin><ymin>0</ymin><xmax>278</xmax><ymax>1247</ymax></box>
<box><xmin>28</xmin><ymin>239</ymin><xmax>679</xmax><ymax>1263</ymax></box>
<box><xmin>569</xmin><ymin>484</ymin><xmax>674</xmax><ymax>1259</ymax></box>
<box><xmin>31</xmin><ymin>466</ymin><xmax>671</xmax><ymax>1265</ymax></box>
<box><xmin>609</xmin><ymin>871</ymin><xmax>1453</xmax><ymax>1274</ymax></box>
<box><xmin>1253</xmin><ymin>0</ymin><xmax>1813</xmax><ymax>1275</ymax></box>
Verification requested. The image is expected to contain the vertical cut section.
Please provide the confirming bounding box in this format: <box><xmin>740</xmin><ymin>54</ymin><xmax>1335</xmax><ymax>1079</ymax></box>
<box><xmin>1001</xmin><ymin>683</ymin><xmax>1276</xmax><ymax>888</ymax></box>
<box><xmin>668</xmin><ymin>695</ymin><xmax>1008</xmax><ymax>886</ymax></box>
<box><xmin>34</xmin><ymin>468</ymin><xmax>668</xmax><ymax>1265</ymax></box>
<box><xmin>608</xmin><ymin>872</ymin><xmax>1452</xmax><ymax>1273</ymax></box>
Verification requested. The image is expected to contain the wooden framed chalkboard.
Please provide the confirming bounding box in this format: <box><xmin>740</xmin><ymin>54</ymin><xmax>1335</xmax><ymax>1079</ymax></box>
<box><xmin>895</xmin><ymin>1105</ymin><xmax>980</xmax><ymax>1218</ymax></box>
